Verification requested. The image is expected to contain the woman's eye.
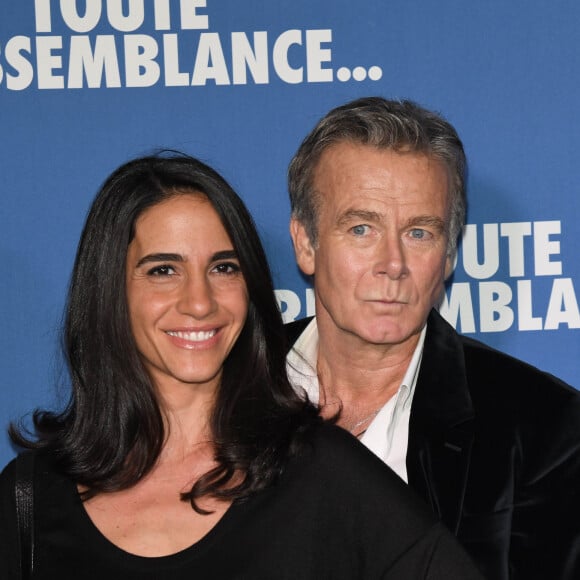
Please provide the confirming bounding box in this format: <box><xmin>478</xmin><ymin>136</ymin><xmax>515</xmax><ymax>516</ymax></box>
<box><xmin>351</xmin><ymin>224</ymin><xmax>370</xmax><ymax>236</ymax></box>
<box><xmin>213</xmin><ymin>262</ymin><xmax>241</xmax><ymax>275</ymax></box>
<box><xmin>147</xmin><ymin>265</ymin><xmax>175</xmax><ymax>276</ymax></box>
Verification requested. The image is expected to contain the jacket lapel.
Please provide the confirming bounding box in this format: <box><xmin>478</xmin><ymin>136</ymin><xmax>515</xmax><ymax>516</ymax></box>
<box><xmin>407</xmin><ymin>310</ymin><xmax>475</xmax><ymax>534</ymax></box>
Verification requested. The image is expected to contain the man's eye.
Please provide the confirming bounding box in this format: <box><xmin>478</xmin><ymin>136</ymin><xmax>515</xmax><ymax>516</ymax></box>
<box><xmin>409</xmin><ymin>228</ymin><xmax>428</xmax><ymax>240</ymax></box>
<box><xmin>213</xmin><ymin>262</ymin><xmax>241</xmax><ymax>275</ymax></box>
<box><xmin>147</xmin><ymin>265</ymin><xmax>175</xmax><ymax>276</ymax></box>
<box><xmin>351</xmin><ymin>224</ymin><xmax>370</xmax><ymax>236</ymax></box>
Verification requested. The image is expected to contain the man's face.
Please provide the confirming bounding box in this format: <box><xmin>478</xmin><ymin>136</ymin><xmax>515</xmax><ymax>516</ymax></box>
<box><xmin>291</xmin><ymin>141</ymin><xmax>453</xmax><ymax>350</ymax></box>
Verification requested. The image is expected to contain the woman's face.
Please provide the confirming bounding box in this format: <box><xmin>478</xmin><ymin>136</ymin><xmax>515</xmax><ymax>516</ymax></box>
<box><xmin>126</xmin><ymin>194</ymin><xmax>248</xmax><ymax>398</ymax></box>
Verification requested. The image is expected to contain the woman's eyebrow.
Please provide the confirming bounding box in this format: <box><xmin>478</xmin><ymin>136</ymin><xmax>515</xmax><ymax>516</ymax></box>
<box><xmin>135</xmin><ymin>253</ymin><xmax>184</xmax><ymax>267</ymax></box>
<box><xmin>135</xmin><ymin>250</ymin><xmax>238</xmax><ymax>268</ymax></box>
<box><xmin>212</xmin><ymin>250</ymin><xmax>238</xmax><ymax>261</ymax></box>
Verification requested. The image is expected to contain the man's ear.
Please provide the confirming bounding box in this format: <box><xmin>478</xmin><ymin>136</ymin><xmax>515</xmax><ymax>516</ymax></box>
<box><xmin>444</xmin><ymin>253</ymin><xmax>455</xmax><ymax>280</ymax></box>
<box><xmin>290</xmin><ymin>218</ymin><xmax>316</xmax><ymax>276</ymax></box>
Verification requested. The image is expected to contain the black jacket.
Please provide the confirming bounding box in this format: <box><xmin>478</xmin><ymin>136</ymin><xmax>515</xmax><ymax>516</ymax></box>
<box><xmin>285</xmin><ymin>309</ymin><xmax>580</xmax><ymax>580</ymax></box>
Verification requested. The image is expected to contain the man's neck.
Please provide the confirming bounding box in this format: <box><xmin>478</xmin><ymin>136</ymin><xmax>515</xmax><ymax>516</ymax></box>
<box><xmin>316</xmin><ymin>320</ymin><xmax>421</xmax><ymax>406</ymax></box>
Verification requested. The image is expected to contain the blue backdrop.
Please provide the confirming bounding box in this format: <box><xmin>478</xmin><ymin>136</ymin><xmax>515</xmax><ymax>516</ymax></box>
<box><xmin>1</xmin><ymin>1</ymin><xmax>579</xmax><ymax>467</ymax></box>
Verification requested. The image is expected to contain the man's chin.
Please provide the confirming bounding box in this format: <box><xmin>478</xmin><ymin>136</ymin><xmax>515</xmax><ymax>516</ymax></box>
<box><xmin>348</xmin><ymin>323</ymin><xmax>419</xmax><ymax>348</ymax></box>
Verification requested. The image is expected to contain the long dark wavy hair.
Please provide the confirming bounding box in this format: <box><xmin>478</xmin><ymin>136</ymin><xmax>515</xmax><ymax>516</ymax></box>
<box><xmin>10</xmin><ymin>152</ymin><xmax>319</xmax><ymax>510</ymax></box>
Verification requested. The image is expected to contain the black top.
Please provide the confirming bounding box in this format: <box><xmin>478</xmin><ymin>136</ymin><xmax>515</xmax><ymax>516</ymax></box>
<box><xmin>0</xmin><ymin>425</ymin><xmax>483</xmax><ymax>579</ymax></box>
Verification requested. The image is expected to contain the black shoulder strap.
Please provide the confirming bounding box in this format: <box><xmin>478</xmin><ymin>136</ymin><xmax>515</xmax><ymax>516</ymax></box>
<box><xmin>15</xmin><ymin>452</ymin><xmax>35</xmax><ymax>580</ymax></box>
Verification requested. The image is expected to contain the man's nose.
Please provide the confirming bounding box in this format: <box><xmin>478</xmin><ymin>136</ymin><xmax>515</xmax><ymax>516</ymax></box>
<box><xmin>372</xmin><ymin>235</ymin><xmax>408</xmax><ymax>279</ymax></box>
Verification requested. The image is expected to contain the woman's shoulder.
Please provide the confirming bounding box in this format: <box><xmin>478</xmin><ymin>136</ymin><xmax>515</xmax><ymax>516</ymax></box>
<box><xmin>306</xmin><ymin>423</ymin><xmax>406</xmax><ymax>482</ymax></box>
<box><xmin>0</xmin><ymin>450</ymin><xmax>48</xmax><ymax>572</ymax></box>
<box><xmin>299</xmin><ymin>423</ymin><xmax>432</xmax><ymax>515</ymax></box>
<box><xmin>0</xmin><ymin>450</ymin><xmax>36</xmax><ymax>490</ymax></box>
<box><xmin>1</xmin><ymin>448</ymin><xmax>77</xmax><ymax>541</ymax></box>
<box><xmin>0</xmin><ymin>454</ymin><xmax>18</xmax><ymax>519</ymax></box>
<box><xmin>1</xmin><ymin>449</ymin><xmax>67</xmax><ymax>497</ymax></box>
<box><xmin>0</xmin><ymin>454</ymin><xmax>17</xmax><ymax>484</ymax></box>
<box><xmin>283</xmin><ymin>424</ymin><xmax>484</xmax><ymax>577</ymax></box>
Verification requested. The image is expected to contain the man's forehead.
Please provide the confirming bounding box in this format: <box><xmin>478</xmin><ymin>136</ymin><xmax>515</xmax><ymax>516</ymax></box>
<box><xmin>312</xmin><ymin>143</ymin><xmax>451</xmax><ymax>208</ymax></box>
<box><xmin>315</xmin><ymin>141</ymin><xmax>447</xmax><ymax>179</ymax></box>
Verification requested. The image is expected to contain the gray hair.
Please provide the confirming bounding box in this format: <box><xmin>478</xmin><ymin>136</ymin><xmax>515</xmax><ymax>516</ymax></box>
<box><xmin>288</xmin><ymin>96</ymin><xmax>467</xmax><ymax>256</ymax></box>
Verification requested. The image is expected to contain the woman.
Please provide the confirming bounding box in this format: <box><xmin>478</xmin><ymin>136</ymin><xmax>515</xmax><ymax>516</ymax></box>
<box><xmin>0</xmin><ymin>153</ymin><xmax>483</xmax><ymax>579</ymax></box>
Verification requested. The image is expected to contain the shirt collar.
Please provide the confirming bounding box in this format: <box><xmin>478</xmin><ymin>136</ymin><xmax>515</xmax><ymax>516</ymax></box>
<box><xmin>399</xmin><ymin>325</ymin><xmax>426</xmax><ymax>408</ymax></box>
<box><xmin>286</xmin><ymin>318</ymin><xmax>427</xmax><ymax>407</ymax></box>
<box><xmin>286</xmin><ymin>318</ymin><xmax>320</xmax><ymax>403</ymax></box>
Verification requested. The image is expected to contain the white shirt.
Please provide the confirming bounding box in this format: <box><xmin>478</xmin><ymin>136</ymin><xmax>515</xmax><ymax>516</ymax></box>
<box><xmin>286</xmin><ymin>318</ymin><xmax>426</xmax><ymax>482</ymax></box>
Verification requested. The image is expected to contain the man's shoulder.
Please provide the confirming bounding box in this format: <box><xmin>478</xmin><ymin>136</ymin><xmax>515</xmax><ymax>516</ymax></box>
<box><xmin>426</xmin><ymin>310</ymin><xmax>580</xmax><ymax>416</ymax></box>
<box><xmin>460</xmin><ymin>333</ymin><xmax>576</xmax><ymax>398</ymax></box>
<box><xmin>284</xmin><ymin>316</ymin><xmax>313</xmax><ymax>348</ymax></box>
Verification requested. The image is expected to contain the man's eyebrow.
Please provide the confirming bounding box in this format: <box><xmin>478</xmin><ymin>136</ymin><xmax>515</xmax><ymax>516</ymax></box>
<box><xmin>336</xmin><ymin>211</ymin><xmax>447</xmax><ymax>233</ymax></box>
<box><xmin>336</xmin><ymin>209</ymin><xmax>383</xmax><ymax>226</ymax></box>
<box><xmin>405</xmin><ymin>215</ymin><xmax>447</xmax><ymax>232</ymax></box>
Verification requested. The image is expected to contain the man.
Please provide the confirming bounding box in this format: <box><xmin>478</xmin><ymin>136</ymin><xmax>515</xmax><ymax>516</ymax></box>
<box><xmin>285</xmin><ymin>96</ymin><xmax>580</xmax><ymax>579</ymax></box>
